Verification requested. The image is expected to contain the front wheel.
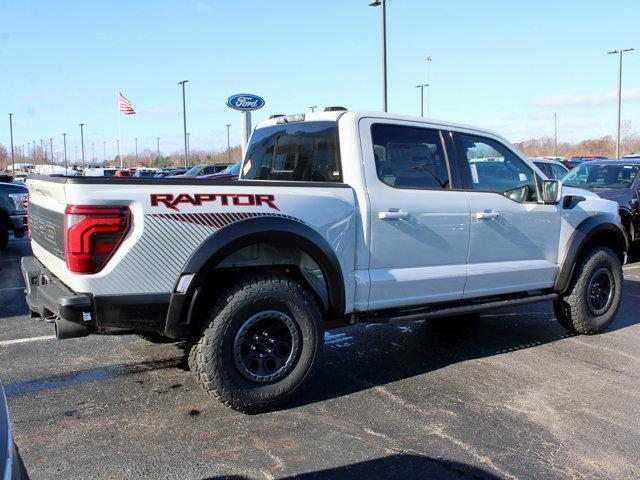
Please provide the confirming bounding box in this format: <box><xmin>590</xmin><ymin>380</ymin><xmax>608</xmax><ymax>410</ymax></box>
<box><xmin>554</xmin><ymin>246</ymin><xmax>623</xmax><ymax>334</ymax></box>
<box><xmin>189</xmin><ymin>272</ymin><xmax>324</xmax><ymax>413</ymax></box>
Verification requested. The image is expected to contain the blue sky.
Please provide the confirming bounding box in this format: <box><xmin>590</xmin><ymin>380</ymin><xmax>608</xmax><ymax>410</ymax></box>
<box><xmin>1</xmin><ymin>0</ymin><xmax>639</xmax><ymax>160</ymax></box>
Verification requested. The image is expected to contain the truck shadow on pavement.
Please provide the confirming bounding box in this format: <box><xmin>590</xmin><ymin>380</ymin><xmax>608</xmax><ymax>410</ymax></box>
<box><xmin>291</xmin><ymin>276</ymin><xmax>640</xmax><ymax>410</ymax></box>
<box><xmin>201</xmin><ymin>453</ymin><xmax>501</xmax><ymax>480</ymax></box>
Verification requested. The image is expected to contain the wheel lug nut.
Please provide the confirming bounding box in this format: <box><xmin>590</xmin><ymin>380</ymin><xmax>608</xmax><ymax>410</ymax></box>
<box><xmin>262</xmin><ymin>331</ymin><xmax>269</xmax><ymax>336</ymax></box>
<box><xmin>269</xmin><ymin>338</ymin><xmax>275</xmax><ymax>344</ymax></box>
<box><xmin>259</xmin><ymin>354</ymin><xmax>264</xmax><ymax>358</ymax></box>
<box><xmin>266</xmin><ymin>348</ymin><xmax>272</xmax><ymax>354</ymax></box>
<box><xmin>253</xmin><ymin>335</ymin><xmax>260</xmax><ymax>341</ymax></box>
<box><xmin>250</xmin><ymin>345</ymin><xmax>257</xmax><ymax>351</ymax></box>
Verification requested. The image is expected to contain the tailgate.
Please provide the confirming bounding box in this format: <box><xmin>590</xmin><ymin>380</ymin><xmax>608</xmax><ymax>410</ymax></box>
<box><xmin>26</xmin><ymin>177</ymin><xmax>67</xmax><ymax>262</ymax></box>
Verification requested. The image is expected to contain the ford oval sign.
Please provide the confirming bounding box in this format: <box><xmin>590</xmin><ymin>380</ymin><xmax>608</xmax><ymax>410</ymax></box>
<box><xmin>226</xmin><ymin>94</ymin><xmax>265</xmax><ymax>111</ymax></box>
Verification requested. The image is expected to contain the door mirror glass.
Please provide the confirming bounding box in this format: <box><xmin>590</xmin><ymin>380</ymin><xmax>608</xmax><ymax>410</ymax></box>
<box><xmin>542</xmin><ymin>179</ymin><xmax>562</xmax><ymax>204</ymax></box>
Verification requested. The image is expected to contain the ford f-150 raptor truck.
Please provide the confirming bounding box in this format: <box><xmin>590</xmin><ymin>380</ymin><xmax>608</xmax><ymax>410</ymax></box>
<box><xmin>22</xmin><ymin>111</ymin><xmax>626</xmax><ymax>412</ymax></box>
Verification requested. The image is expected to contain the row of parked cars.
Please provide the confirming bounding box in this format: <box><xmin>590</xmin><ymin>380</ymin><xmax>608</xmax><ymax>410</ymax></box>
<box><xmin>526</xmin><ymin>155</ymin><xmax>640</xmax><ymax>252</ymax></box>
<box><xmin>92</xmin><ymin>162</ymin><xmax>240</xmax><ymax>179</ymax></box>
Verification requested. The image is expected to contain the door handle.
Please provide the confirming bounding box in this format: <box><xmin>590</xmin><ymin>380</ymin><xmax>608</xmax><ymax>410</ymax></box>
<box><xmin>475</xmin><ymin>210</ymin><xmax>500</xmax><ymax>220</ymax></box>
<box><xmin>379</xmin><ymin>210</ymin><xmax>409</xmax><ymax>220</ymax></box>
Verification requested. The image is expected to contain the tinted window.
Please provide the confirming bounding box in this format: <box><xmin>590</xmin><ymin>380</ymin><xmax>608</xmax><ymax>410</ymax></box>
<box><xmin>548</xmin><ymin>163</ymin><xmax>568</xmax><ymax>180</ymax></box>
<box><xmin>371</xmin><ymin>124</ymin><xmax>450</xmax><ymax>189</ymax></box>
<box><xmin>534</xmin><ymin>162</ymin><xmax>551</xmax><ymax>177</ymax></box>
<box><xmin>242</xmin><ymin>121</ymin><xmax>341</xmax><ymax>182</ymax></box>
<box><xmin>563</xmin><ymin>163</ymin><xmax>640</xmax><ymax>189</ymax></box>
<box><xmin>457</xmin><ymin>134</ymin><xmax>537</xmax><ymax>202</ymax></box>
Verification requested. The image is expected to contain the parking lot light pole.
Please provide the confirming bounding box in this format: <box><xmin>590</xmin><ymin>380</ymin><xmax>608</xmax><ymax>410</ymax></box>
<box><xmin>225</xmin><ymin>124</ymin><xmax>232</xmax><ymax>163</ymax></box>
<box><xmin>79</xmin><ymin>123</ymin><xmax>86</xmax><ymax>169</ymax></box>
<box><xmin>369</xmin><ymin>0</ymin><xmax>387</xmax><ymax>112</ymax></box>
<box><xmin>8</xmin><ymin>113</ymin><xmax>15</xmax><ymax>172</ymax></box>
<box><xmin>415</xmin><ymin>84</ymin><xmax>428</xmax><ymax>117</ymax></box>
<box><xmin>63</xmin><ymin>133</ymin><xmax>68</xmax><ymax>171</ymax></box>
<box><xmin>49</xmin><ymin>138</ymin><xmax>54</xmax><ymax>165</ymax></box>
<box><xmin>135</xmin><ymin>138</ymin><xmax>138</xmax><ymax>163</ymax></box>
<box><xmin>40</xmin><ymin>139</ymin><xmax>45</xmax><ymax>164</ymax></box>
<box><xmin>309</xmin><ymin>106</ymin><xmax>317</xmax><ymax>112</ymax></box>
<box><xmin>425</xmin><ymin>56</ymin><xmax>432</xmax><ymax>117</ymax></box>
<box><xmin>156</xmin><ymin>137</ymin><xmax>160</xmax><ymax>166</ymax></box>
<box><xmin>608</xmin><ymin>48</ymin><xmax>634</xmax><ymax>158</ymax></box>
<box><xmin>553</xmin><ymin>113</ymin><xmax>557</xmax><ymax>156</ymax></box>
<box><xmin>103</xmin><ymin>141</ymin><xmax>106</xmax><ymax>164</ymax></box>
<box><xmin>178</xmin><ymin>80</ymin><xmax>189</xmax><ymax>168</ymax></box>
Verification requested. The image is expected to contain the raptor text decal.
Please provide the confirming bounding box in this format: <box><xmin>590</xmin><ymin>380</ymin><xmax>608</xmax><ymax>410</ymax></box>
<box><xmin>150</xmin><ymin>193</ymin><xmax>279</xmax><ymax>212</ymax></box>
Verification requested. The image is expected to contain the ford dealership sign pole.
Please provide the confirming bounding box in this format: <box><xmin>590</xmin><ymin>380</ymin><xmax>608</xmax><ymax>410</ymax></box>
<box><xmin>226</xmin><ymin>94</ymin><xmax>265</xmax><ymax>157</ymax></box>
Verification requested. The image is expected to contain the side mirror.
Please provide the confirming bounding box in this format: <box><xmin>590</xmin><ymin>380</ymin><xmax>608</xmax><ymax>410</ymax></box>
<box><xmin>542</xmin><ymin>179</ymin><xmax>562</xmax><ymax>204</ymax></box>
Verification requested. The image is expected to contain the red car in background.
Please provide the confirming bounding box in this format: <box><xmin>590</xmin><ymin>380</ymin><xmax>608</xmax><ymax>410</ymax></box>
<box><xmin>115</xmin><ymin>169</ymin><xmax>136</xmax><ymax>177</ymax></box>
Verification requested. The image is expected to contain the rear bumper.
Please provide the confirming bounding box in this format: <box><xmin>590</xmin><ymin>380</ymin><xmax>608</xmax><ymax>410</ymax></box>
<box><xmin>21</xmin><ymin>256</ymin><xmax>170</xmax><ymax>335</ymax></box>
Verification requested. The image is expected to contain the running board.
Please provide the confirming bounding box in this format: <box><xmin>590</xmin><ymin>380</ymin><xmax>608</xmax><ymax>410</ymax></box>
<box><xmin>357</xmin><ymin>292</ymin><xmax>558</xmax><ymax>324</ymax></box>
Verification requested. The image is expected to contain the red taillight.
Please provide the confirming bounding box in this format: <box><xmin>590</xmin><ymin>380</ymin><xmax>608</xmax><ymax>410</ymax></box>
<box><xmin>64</xmin><ymin>205</ymin><xmax>131</xmax><ymax>274</ymax></box>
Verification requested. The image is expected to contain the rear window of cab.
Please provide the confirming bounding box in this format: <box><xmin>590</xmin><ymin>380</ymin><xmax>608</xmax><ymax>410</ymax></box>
<box><xmin>241</xmin><ymin>121</ymin><xmax>342</xmax><ymax>182</ymax></box>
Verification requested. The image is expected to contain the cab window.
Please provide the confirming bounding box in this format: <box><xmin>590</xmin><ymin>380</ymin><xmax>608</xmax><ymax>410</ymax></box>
<box><xmin>371</xmin><ymin>124</ymin><xmax>450</xmax><ymax>189</ymax></box>
<box><xmin>456</xmin><ymin>133</ymin><xmax>538</xmax><ymax>203</ymax></box>
<box><xmin>242</xmin><ymin>121</ymin><xmax>342</xmax><ymax>182</ymax></box>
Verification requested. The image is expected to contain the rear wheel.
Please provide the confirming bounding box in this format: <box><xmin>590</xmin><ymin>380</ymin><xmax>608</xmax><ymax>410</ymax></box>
<box><xmin>554</xmin><ymin>246</ymin><xmax>623</xmax><ymax>334</ymax></box>
<box><xmin>189</xmin><ymin>272</ymin><xmax>324</xmax><ymax>413</ymax></box>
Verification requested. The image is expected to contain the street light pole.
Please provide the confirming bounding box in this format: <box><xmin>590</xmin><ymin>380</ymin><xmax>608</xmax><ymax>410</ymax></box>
<box><xmin>369</xmin><ymin>0</ymin><xmax>387</xmax><ymax>112</ymax></box>
<box><xmin>415</xmin><ymin>84</ymin><xmax>428</xmax><ymax>117</ymax></box>
<box><xmin>91</xmin><ymin>143</ymin><xmax>95</xmax><ymax>167</ymax></box>
<box><xmin>178</xmin><ymin>80</ymin><xmax>189</xmax><ymax>168</ymax></box>
<box><xmin>425</xmin><ymin>56</ymin><xmax>432</xmax><ymax>117</ymax></box>
<box><xmin>135</xmin><ymin>138</ymin><xmax>138</xmax><ymax>163</ymax></box>
<box><xmin>63</xmin><ymin>133</ymin><xmax>68</xmax><ymax>171</ymax></box>
<box><xmin>156</xmin><ymin>137</ymin><xmax>160</xmax><ymax>166</ymax></box>
<box><xmin>79</xmin><ymin>123</ymin><xmax>86</xmax><ymax>169</ymax></box>
<box><xmin>103</xmin><ymin>141</ymin><xmax>106</xmax><ymax>164</ymax></box>
<box><xmin>608</xmin><ymin>48</ymin><xmax>634</xmax><ymax>158</ymax></box>
<box><xmin>225</xmin><ymin>124</ymin><xmax>232</xmax><ymax>163</ymax></box>
<box><xmin>554</xmin><ymin>112</ymin><xmax>558</xmax><ymax>157</ymax></box>
<box><xmin>40</xmin><ymin>139</ymin><xmax>45</xmax><ymax>164</ymax></box>
<box><xmin>49</xmin><ymin>138</ymin><xmax>54</xmax><ymax>165</ymax></box>
<box><xmin>8</xmin><ymin>113</ymin><xmax>15</xmax><ymax>172</ymax></box>
<box><xmin>309</xmin><ymin>106</ymin><xmax>317</xmax><ymax>112</ymax></box>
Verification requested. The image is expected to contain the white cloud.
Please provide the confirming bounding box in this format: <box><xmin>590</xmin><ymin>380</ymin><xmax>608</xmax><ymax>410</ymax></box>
<box><xmin>533</xmin><ymin>89</ymin><xmax>640</xmax><ymax>108</ymax></box>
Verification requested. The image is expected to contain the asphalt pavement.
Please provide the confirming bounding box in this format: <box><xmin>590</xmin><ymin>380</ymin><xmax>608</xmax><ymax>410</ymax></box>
<box><xmin>1</xmin><ymin>237</ymin><xmax>639</xmax><ymax>480</ymax></box>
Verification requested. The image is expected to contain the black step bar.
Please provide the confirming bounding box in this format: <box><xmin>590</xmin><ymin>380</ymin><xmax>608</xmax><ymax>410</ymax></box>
<box><xmin>357</xmin><ymin>291</ymin><xmax>558</xmax><ymax>324</ymax></box>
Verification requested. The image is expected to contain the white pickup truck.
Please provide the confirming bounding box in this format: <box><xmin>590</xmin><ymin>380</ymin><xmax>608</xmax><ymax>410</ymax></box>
<box><xmin>23</xmin><ymin>110</ymin><xmax>626</xmax><ymax>412</ymax></box>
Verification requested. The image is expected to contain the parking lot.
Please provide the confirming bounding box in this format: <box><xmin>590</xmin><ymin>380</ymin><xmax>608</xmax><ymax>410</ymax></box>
<box><xmin>0</xmin><ymin>236</ymin><xmax>639</xmax><ymax>480</ymax></box>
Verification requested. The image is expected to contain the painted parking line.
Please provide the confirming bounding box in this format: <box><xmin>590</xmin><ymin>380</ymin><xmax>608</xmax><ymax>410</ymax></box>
<box><xmin>0</xmin><ymin>287</ymin><xmax>25</xmax><ymax>292</ymax></box>
<box><xmin>0</xmin><ymin>335</ymin><xmax>55</xmax><ymax>347</ymax></box>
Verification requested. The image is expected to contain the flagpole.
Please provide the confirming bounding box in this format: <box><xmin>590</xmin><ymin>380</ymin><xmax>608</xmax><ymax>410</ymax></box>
<box><xmin>118</xmin><ymin>92</ymin><xmax>122</xmax><ymax>168</ymax></box>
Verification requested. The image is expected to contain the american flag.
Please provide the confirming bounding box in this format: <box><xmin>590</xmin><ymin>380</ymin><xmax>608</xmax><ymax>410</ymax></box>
<box><xmin>119</xmin><ymin>93</ymin><xmax>136</xmax><ymax>115</ymax></box>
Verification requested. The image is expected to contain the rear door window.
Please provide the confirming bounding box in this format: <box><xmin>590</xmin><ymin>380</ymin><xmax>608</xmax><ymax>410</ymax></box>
<box><xmin>242</xmin><ymin>121</ymin><xmax>341</xmax><ymax>182</ymax></box>
<box><xmin>371</xmin><ymin>124</ymin><xmax>450</xmax><ymax>189</ymax></box>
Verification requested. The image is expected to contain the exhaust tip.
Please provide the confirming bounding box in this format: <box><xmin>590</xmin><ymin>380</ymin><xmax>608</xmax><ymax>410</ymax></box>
<box><xmin>54</xmin><ymin>318</ymin><xmax>91</xmax><ymax>340</ymax></box>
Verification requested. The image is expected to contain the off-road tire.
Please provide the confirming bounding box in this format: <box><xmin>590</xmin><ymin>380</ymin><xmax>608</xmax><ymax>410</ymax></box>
<box><xmin>553</xmin><ymin>246</ymin><xmax>623</xmax><ymax>334</ymax></box>
<box><xmin>0</xmin><ymin>222</ymin><xmax>8</xmax><ymax>251</ymax></box>
<box><xmin>189</xmin><ymin>272</ymin><xmax>324</xmax><ymax>413</ymax></box>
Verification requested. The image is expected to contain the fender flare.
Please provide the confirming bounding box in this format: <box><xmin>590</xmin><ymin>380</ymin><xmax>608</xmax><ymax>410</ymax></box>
<box><xmin>164</xmin><ymin>216</ymin><xmax>346</xmax><ymax>338</ymax></box>
<box><xmin>554</xmin><ymin>214</ymin><xmax>627</xmax><ymax>294</ymax></box>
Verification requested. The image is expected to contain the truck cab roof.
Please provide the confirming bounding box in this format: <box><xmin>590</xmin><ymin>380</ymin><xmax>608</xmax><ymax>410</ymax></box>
<box><xmin>255</xmin><ymin>110</ymin><xmax>505</xmax><ymax>140</ymax></box>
